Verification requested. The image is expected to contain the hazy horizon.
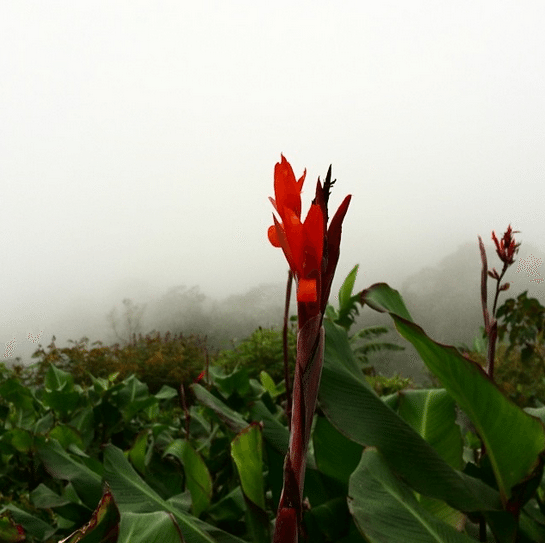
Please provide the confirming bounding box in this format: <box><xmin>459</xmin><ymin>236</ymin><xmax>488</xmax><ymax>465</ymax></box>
<box><xmin>2</xmin><ymin>1</ymin><xmax>544</xmax><ymax>364</ymax></box>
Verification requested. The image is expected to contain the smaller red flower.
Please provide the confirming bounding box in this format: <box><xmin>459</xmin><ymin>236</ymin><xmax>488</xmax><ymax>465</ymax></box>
<box><xmin>492</xmin><ymin>225</ymin><xmax>520</xmax><ymax>266</ymax></box>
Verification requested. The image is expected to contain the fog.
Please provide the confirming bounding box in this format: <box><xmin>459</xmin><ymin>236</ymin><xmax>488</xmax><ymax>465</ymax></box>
<box><xmin>2</xmin><ymin>1</ymin><xmax>544</xmax><ymax>368</ymax></box>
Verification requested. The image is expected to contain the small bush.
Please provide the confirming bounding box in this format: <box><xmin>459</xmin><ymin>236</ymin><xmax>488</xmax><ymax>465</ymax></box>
<box><xmin>26</xmin><ymin>331</ymin><xmax>209</xmax><ymax>394</ymax></box>
<box><xmin>213</xmin><ymin>326</ymin><xmax>296</xmax><ymax>384</ymax></box>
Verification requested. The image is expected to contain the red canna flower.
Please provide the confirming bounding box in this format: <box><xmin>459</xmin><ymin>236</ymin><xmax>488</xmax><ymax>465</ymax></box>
<box><xmin>268</xmin><ymin>156</ymin><xmax>325</xmax><ymax>304</ymax></box>
<box><xmin>268</xmin><ymin>156</ymin><xmax>351</xmax><ymax>311</ymax></box>
<box><xmin>492</xmin><ymin>225</ymin><xmax>520</xmax><ymax>266</ymax></box>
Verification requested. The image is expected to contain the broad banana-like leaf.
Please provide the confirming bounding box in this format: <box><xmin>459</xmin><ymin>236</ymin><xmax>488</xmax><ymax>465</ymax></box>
<box><xmin>349</xmin><ymin>448</ymin><xmax>475</xmax><ymax>542</ymax></box>
<box><xmin>397</xmin><ymin>389</ymin><xmax>465</xmax><ymax>528</ymax></box>
<box><xmin>103</xmin><ymin>444</ymin><xmax>248</xmax><ymax>543</ymax></box>
<box><xmin>319</xmin><ymin>319</ymin><xmax>501</xmax><ymax>512</ymax></box>
<box><xmin>231</xmin><ymin>422</ymin><xmax>269</xmax><ymax>542</ymax></box>
<box><xmin>361</xmin><ymin>282</ymin><xmax>545</xmax><ymax>504</ymax></box>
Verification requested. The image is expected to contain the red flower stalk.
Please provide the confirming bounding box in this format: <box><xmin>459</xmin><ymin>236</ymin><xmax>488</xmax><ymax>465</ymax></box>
<box><xmin>268</xmin><ymin>155</ymin><xmax>351</xmax><ymax>542</ymax></box>
<box><xmin>492</xmin><ymin>224</ymin><xmax>520</xmax><ymax>266</ymax></box>
<box><xmin>479</xmin><ymin>224</ymin><xmax>521</xmax><ymax>380</ymax></box>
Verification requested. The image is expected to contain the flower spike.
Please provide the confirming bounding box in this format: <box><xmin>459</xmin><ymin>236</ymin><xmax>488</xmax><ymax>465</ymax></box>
<box><xmin>492</xmin><ymin>224</ymin><xmax>521</xmax><ymax>265</ymax></box>
<box><xmin>268</xmin><ymin>156</ymin><xmax>350</xmax><ymax>312</ymax></box>
<box><xmin>268</xmin><ymin>155</ymin><xmax>351</xmax><ymax>543</ymax></box>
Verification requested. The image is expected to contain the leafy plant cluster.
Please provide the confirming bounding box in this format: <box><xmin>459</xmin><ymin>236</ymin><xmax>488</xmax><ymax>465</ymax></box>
<box><xmin>15</xmin><ymin>331</ymin><xmax>208</xmax><ymax>395</ymax></box>
<box><xmin>495</xmin><ymin>291</ymin><xmax>545</xmax><ymax>407</ymax></box>
<box><xmin>0</xmin><ymin>273</ymin><xmax>413</xmax><ymax>542</ymax></box>
<box><xmin>213</xmin><ymin>326</ymin><xmax>297</xmax><ymax>385</ymax></box>
<box><xmin>459</xmin><ymin>291</ymin><xmax>545</xmax><ymax>409</ymax></box>
<box><xmin>2</xmin><ymin>262</ymin><xmax>545</xmax><ymax>541</ymax></box>
<box><xmin>0</xmin><ymin>361</ymin><xmax>185</xmax><ymax>542</ymax></box>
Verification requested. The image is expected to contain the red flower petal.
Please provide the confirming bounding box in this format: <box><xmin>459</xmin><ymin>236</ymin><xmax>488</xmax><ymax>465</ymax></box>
<box><xmin>268</xmin><ymin>224</ymin><xmax>281</xmax><ymax>247</ymax></box>
<box><xmin>297</xmin><ymin>278</ymin><xmax>317</xmax><ymax>302</ymax></box>
<box><xmin>274</xmin><ymin>155</ymin><xmax>305</xmax><ymax>219</ymax></box>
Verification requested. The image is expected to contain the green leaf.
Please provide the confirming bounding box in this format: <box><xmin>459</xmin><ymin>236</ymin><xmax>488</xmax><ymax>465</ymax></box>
<box><xmin>397</xmin><ymin>389</ymin><xmax>465</xmax><ymax>528</ymax></box>
<box><xmin>319</xmin><ymin>319</ymin><xmax>502</xmax><ymax>513</ymax></box>
<box><xmin>180</xmin><ymin>441</ymin><xmax>213</xmax><ymax>517</ymax></box>
<box><xmin>190</xmin><ymin>383</ymin><xmax>248</xmax><ymax>434</ymax></box>
<box><xmin>361</xmin><ymin>281</ymin><xmax>413</xmax><ymax>321</ymax></box>
<box><xmin>36</xmin><ymin>437</ymin><xmax>103</xmax><ymax>509</ymax></box>
<box><xmin>213</xmin><ymin>367</ymin><xmax>251</xmax><ymax>398</ymax></box>
<box><xmin>206</xmin><ymin>487</ymin><xmax>245</xmax><ymax>523</ymax></box>
<box><xmin>230</xmin><ymin>423</ymin><xmax>266</xmax><ymax>510</ymax></box>
<box><xmin>303</xmin><ymin>497</ymin><xmax>352</xmax><ymax>542</ymax></box>
<box><xmin>4</xmin><ymin>428</ymin><xmax>33</xmax><ymax>453</ymax></box>
<box><xmin>350</xmin><ymin>325</ymin><xmax>390</xmax><ymax>341</ymax></box>
<box><xmin>338</xmin><ymin>264</ymin><xmax>359</xmax><ymax>309</ymax></box>
<box><xmin>31</xmin><ymin>483</ymin><xmax>70</xmax><ymax>509</ymax></box>
<box><xmin>0</xmin><ymin>378</ymin><xmax>36</xmax><ymax>428</ymax></box>
<box><xmin>49</xmin><ymin>425</ymin><xmax>84</xmax><ymax>451</ymax></box>
<box><xmin>57</xmin><ymin>488</ymin><xmax>120</xmax><ymax>543</ymax></box>
<box><xmin>128</xmin><ymin>430</ymin><xmax>151</xmax><ymax>475</ymax></box>
<box><xmin>248</xmin><ymin>400</ymin><xmax>290</xmax><ymax>456</ymax></box>
<box><xmin>116</xmin><ymin>377</ymin><xmax>158</xmax><ymax>420</ymax></box>
<box><xmin>33</xmin><ymin>412</ymin><xmax>55</xmax><ymax>435</ymax></box>
<box><xmin>117</xmin><ymin>511</ymin><xmax>182</xmax><ymax>543</ymax></box>
<box><xmin>42</xmin><ymin>389</ymin><xmax>82</xmax><ymax>414</ymax></box>
<box><xmin>349</xmin><ymin>448</ymin><xmax>474</xmax><ymax>542</ymax></box>
<box><xmin>118</xmin><ymin>375</ymin><xmax>149</xmax><ymax>404</ymax></box>
<box><xmin>397</xmin><ymin>389</ymin><xmax>463</xmax><ymax>470</ymax></box>
<box><xmin>259</xmin><ymin>371</ymin><xmax>282</xmax><ymax>399</ymax></box>
<box><xmin>44</xmin><ymin>364</ymin><xmax>74</xmax><ymax>392</ymax></box>
<box><xmin>0</xmin><ymin>378</ymin><xmax>33</xmax><ymax>408</ymax></box>
<box><xmin>334</xmin><ymin>264</ymin><xmax>362</xmax><ymax>330</ymax></box>
<box><xmin>525</xmin><ymin>406</ymin><xmax>545</xmax><ymax>425</ymax></box>
<box><xmin>103</xmin><ymin>444</ymin><xmax>167</xmax><ymax>515</ymax></box>
<box><xmin>2</xmin><ymin>505</ymin><xmax>55</xmax><ymax>541</ymax></box>
<box><xmin>155</xmin><ymin>385</ymin><xmax>178</xmax><ymax>400</ymax></box>
<box><xmin>518</xmin><ymin>504</ymin><xmax>545</xmax><ymax>542</ymax></box>
<box><xmin>230</xmin><ymin>423</ymin><xmax>269</xmax><ymax>542</ymax></box>
<box><xmin>362</xmin><ymin>282</ymin><xmax>545</xmax><ymax>503</ymax></box>
<box><xmin>0</xmin><ymin>512</ymin><xmax>25</xmax><ymax>542</ymax></box>
<box><xmin>313</xmin><ymin>415</ymin><xmax>363</xmax><ymax>486</ymax></box>
<box><xmin>103</xmin><ymin>444</ymin><xmax>246</xmax><ymax>543</ymax></box>
<box><xmin>69</xmin><ymin>407</ymin><xmax>95</xmax><ymax>450</ymax></box>
<box><xmin>165</xmin><ymin>491</ymin><xmax>192</xmax><ymax>515</ymax></box>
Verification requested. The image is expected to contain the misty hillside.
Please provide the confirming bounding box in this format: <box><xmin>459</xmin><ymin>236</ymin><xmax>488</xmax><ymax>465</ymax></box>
<box><xmin>6</xmin><ymin>236</ymin><xmax>543</xmax><ymax>390</ymax></box>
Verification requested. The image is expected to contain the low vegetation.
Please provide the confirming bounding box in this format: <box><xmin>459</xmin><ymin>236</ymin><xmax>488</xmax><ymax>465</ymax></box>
<box><xmin>0</xmin><ymin>279</ymin><xmax>543</xmax><ymax>542</ymax></box>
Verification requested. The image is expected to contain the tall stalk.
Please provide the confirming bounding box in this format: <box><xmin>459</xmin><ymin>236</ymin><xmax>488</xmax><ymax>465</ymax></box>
<box><xmin>476</xmin><ymin>225</ymin><xmax>520</xmax><ymax>541</ymax></box>
<box><xmin>267</xmin><ymin>156</ymin><xmax>351</xmax><ymax>542</ymax></box>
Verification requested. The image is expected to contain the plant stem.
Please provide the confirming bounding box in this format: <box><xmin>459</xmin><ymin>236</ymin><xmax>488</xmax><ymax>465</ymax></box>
<box><xmin>283</xmin><ymin>270</ymin><xmax>293</xmax><ymax>432</ymax></box>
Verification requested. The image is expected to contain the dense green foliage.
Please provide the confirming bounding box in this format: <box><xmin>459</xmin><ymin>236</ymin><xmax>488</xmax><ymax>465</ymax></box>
<box><xmin>213</xmin><ymin>326</ymin><xmax>297</xmax><ymax>385</ymax></box>
<box><xmin>459</xmin><ymin>291</ymin><xmax>545</xmax><ymax>408</ymax></box>
<box><xmin>18</xmin><ymin>331</ymin><xmax>208</xmax><ymax>395</ymax></box>
<box><xmin>0</xmin><ymin>307</ymin><xmax>411</xmax><ymax>543</ymax></box>
<box><xmin>1</xmin><ymin>270</ymin><xmax>544</xmax><ymax>542</ymax></box>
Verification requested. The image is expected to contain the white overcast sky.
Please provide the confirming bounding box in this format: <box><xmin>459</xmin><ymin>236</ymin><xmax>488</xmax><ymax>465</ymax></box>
<box><xmin>1</xmin><ymin>1</ymin><xmax>544</xmax><ymax>358</ymax></box>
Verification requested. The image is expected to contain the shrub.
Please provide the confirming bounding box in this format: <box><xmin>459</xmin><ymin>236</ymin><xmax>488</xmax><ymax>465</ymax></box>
<box><xmin>212</xmin><ymin>326</ymin><xmax>296</xmax><ymax>384</ymax></box>
<box><xmin>26</xmin><ymin>331</ymin><xmax>209</xmax><ymax>395</ymax></box>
